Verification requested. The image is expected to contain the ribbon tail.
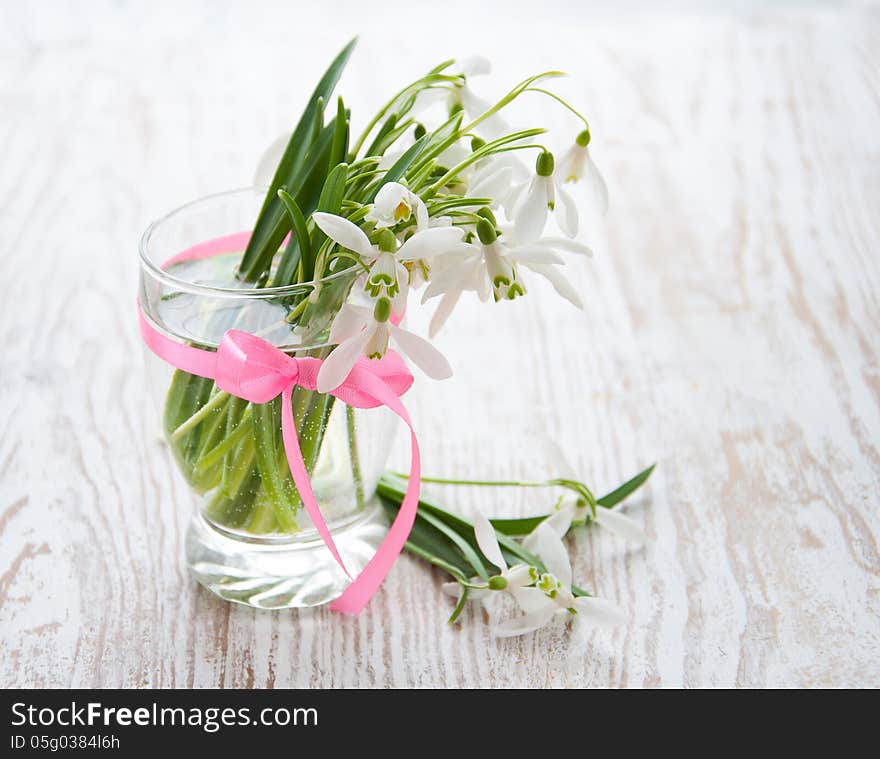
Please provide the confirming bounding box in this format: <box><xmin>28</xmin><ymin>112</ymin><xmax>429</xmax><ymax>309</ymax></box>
<box><xmin>280</xmin><ymin>386</ymin><xmax>351</xmax><ymax>579</ymax></box>
<box><xmin>330</xmin><ymin>378</ymin><xmax>421</xmax><ymax>616</ymax></box>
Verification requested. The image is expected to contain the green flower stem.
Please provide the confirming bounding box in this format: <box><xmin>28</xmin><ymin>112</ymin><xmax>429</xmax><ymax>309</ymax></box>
<box><xmin>346</xmin><ymin>405</ymin><xmax>365</xmax><ymax>509</ymax></box>
<box><xmin>252</xmin><ymin>400</ymin><xmax>299</xmax><ymax>532</ymax></box>
<box><xmin>170</xmin><ymin>389</ymin><xmax>230</xmax><ymax>442</ymax></box>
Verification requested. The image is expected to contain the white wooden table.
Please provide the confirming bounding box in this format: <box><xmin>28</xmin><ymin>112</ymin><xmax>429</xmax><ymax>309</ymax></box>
<box><xmin>2</xmin><ymin>1</ymin><xmax>878</xmax><ymax>688</ymax></box>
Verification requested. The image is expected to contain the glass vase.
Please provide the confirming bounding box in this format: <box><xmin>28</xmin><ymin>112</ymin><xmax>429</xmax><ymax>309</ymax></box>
<box><xmin>139</xmin><ymin>188</ymin><xmax>396</xmax><ymax>608</ymax></box>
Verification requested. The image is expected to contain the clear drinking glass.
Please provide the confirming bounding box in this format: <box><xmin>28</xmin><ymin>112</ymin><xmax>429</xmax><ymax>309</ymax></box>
<box><xmin>139</xmin><ymin>188</ymin><xmax>395</xmax><ymax>608</ymax></box>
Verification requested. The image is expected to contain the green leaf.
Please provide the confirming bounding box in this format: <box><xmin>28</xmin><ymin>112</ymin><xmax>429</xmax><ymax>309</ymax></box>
<box><xmin>238</xmin><ymin>38</ymin><xmax>357</xmax><ymax>282</ymax></box>
<box><xmin>329</xmin><ymin>96</ymin><xmax>349</xmax><ymax>168</ymax></box>
<box><xmin>273</xmin><ymin>189</ymin><xmax>310</xmax><ymax>287</ymax></box>
<box><xmin>365</xmin><ymin>113</ymin><xmax>399</xmax><ymax>157</ymax></box>
<box><xmin>596</xmin><ymin>463</ymin><xmax>656</xmax><ymax>509</ymax></box>
<box><xmin>364</xmin><ymin>134</ymin><xmax>428</xmax><ymax>201</ymax></box>
<box><xmin>417</xmin><ymin>509</ymin><xmax>491</xmax><ymax>581</ymax></box>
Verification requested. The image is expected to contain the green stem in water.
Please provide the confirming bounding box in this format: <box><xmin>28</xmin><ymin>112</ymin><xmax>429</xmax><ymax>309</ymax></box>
<box><xmin>346</xmin><ymin>405</ymin><xmax>365</xmax><ymax>509</ymax></box>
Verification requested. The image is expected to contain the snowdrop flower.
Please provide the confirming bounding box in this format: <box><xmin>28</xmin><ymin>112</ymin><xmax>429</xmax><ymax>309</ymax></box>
<box><xmin>557</xmin><ymin>129</ymin><xmax>608</xmax><ymax>215</ymax></box>
<box><xmin>364</xmin><ymin>182</ymin><xmax>428</xmax><ymax>230</ymax></box>
<box><xmin>513</xmin><ymin>150</ymin><xmax>579</xmax><ymax>242</ymax></box>
<box><xmin>312</xmin><ymin>211</ymin><xmax>465</xmax><ymax>306</ymax></box>
<box><xmin>529</xmin><ymin>496</ymin><xmax>647</xmax><ymax>545</ymax></box>
<box><xmin>448</xmin><ymin>56</ymin><xmax>508</xmax><ymax>137</ymax></box>
<box><xmin>494</xmin><ymin>522</ymin><xmax>626</xmax><ymax>637</ymax></box>
<box><xmin>421</xmin><ymin>213</ymin><xmax>592</xmax><ymax>335</ymax></box>
<box><xmin>316</xmin><ymin>302</ymin><xmax>452</xmax><ymax>392</ymax></box>
<box><xmin>442</xmin><ymin>512</ymin><xmax>538</xmax><ymax>605</ymax></box>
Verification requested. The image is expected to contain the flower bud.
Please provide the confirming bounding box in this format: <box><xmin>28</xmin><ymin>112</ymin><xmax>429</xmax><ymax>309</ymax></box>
<box><xmin>476</xmin><ymin>217</ymin><xmax>497</xmax><ymax>245</ymax></box>
<box><xmin>414</xmin><ymin>123</ymin><xmax>427</xmax><ymax>140</ymax></box>
<box><xmin>373</xmin><ymin>296</ymin><xmax>392</xmax><ymax>323</ymax></box>
<box><xmin>376</xmin><ymin>228</ymin><xmax>397</xmax><ymax>253</ymax></box>
<box><xmin>470</xmin><ymin>136</ymin><xmax>486</xmax><ymax>152</ymax></box>
<box><xmin>576</xmin><ymin>128</ymin><xmax>591</xmax><ymax>147</ymax></box>
<box><xmin>536</xmin><ymin>150</ymin><xmax>555</xmax><ymax>177</ymax></box>
<box><xmin>476</xmin><ymin>206</ymin><xmax>496</xmax><ymax>226</ymax></box>
<box><xmin>488</xmin><ymin>575</ymin><xmax>508</xmax><ymax>591</ymax></box>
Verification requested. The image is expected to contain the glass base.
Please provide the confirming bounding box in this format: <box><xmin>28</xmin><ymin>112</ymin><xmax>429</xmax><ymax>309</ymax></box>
<box><xmin>186</xmin><ymin>501</ymin><xmax>388</xmax><ymax>609</ymax></box>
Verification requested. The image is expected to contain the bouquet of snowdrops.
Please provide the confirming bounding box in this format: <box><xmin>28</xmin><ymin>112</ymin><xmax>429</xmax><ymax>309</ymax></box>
<box><xmin>161</xmin><ymin>38</ymin><xmax>651</xmax><ymax>635</ymax></box>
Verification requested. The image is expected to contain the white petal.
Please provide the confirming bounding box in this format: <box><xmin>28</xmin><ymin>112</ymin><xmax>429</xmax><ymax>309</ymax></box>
<box><xmin>470</xmin><ymin>165</ymin><xmax>513</xmax><ymax>202</ymax></box>
<box><xmin>312</xmin><ymin>212</ymin><xmax>374</xmax><ymax>258</ymax></box>
<box><xmin>521</xmin><ymin>262</ymin><xmax>583</xmax><ymax>308</ymax></box>
<box><xmin>503</xmin><ymin>181</ymin><xmax>526</xmax><ymax>218</ymax></box>
<box><xmin>415</xmin><ymin>198</ymin><xmax>429</xmax><ymax>231</ymax></box>
<box><xmin>458</xmin><ymin>55</ymin><xmax>491</xmax><ymax>77</ymax></box>
<box><xmin>253</xmin><ymin>132</ymin><xmax>289</xmax><ymax>187</ymax></box>
<box><xmin>492</xmin><ymin>607</ymin><xmax>557</xmax><ymax>638</ymax></box>
<box><xmin>505</xmin><ymin>564</ymin><xmax>535</xmax><ymax>589</ymax></box>
<box><xmin>514</xmin><ymin>177</ymin><xmax>550</xmax><ymax>243</ymax></box>
<box><xmin>429</xmin><ymin>288</ymin><xmax>462</xmax><ymax>338</ymax></box>
<box><xmin>572</xmin><ymin>596</ymin><xmax>627</xmax><ymax>628</ymax></box>
<box><xmin>328</xmin><ymin>304</ymin><xmax>371</xmax><ymax>344</ymax></box>
<box><xmin>389</xmin><ymin>325</ymin><xmax>453</xmax><ymax>380</ymax></box>
<box><xmin>542</xmin><ymin>506</ymin><xmax>575</xmax><ymax>539</ymax></box>
<box><xmin>397</xmin><ymin>226</ymin><xmax>465</xmax><ymax>261</ymax></box>
<box><xmin>508</xmin><ymin>243</ymin><xmax>565</xmax><ymax>265</ymax></box>
<box><xmin>555</xmin><ymin>185</ymin><xmax>579</xmax><ymax>238</ymax></box>
<box><xmin>525</xmin><ymin>522</ymin><xmax>572</xmax><ymax>589</ymax></box>
<box><xmin>316</xmin><ymin>327</ymin><xmax>373</xmax><ymax>393</ymax></box>
<box><xmin>595</xmin><ymin>508</ymin><xmax>647</xmax><ymax>544</ymax></box>
<box><xmin>556</xmin><ymin>144</ymin><xmax>580</xmax><ymax>183</ymax></box>
<box><xmin>472</xmin><ymin>512</ymin><xmax>506</xmax><ymax>572</ymax></box>
<box><xmin>586</xmin><ymin>152</ymin><xmax>609</xmax><ymax>215</ymax></box>
<box><xmin>538</xmin><ymin>237</ymin><xmax>593</xmax><ymax>256</ymax></box>
<box><xmin>441</xmin><ymin>581</ymin><xmax>487</xmax><ymax>600</ymax></box>
<box><xmin>441</xmin><ymin>581</ymin><xmax>462</xmax><ymax>598</ymax></box>
<box><xmin>511</xmin><ymin>586</ymin><xmax>553</xmax><ymax>614</ymax></box>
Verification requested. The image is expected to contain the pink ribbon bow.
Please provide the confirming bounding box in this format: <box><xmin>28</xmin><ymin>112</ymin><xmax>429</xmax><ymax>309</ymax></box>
<box><xmin>139</xmin><ymin>233</ymin><xmax>421</xmax><ymax>615</ymax></box>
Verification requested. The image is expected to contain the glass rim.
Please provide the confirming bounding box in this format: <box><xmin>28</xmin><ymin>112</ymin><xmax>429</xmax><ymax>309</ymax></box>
<box><xmin>139</xmin><ymin>186</ymin><xmax>362</xmax><ymax>299</ymax></box>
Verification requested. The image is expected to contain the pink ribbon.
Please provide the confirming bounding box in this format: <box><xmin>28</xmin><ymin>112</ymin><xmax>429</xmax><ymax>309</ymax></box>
<box><xmin>139</xmin><ymin>233</ymin><xmax>421</xmax><ymax>615</ymax></box>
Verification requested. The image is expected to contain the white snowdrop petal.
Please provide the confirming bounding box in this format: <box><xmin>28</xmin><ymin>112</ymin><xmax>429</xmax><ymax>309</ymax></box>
<box><xmin>470</xmin><ymin>166</ymin><xmax>514</xmax><ymax>203</ymax></box>
<box><xmin>556</xmin><ymin>185</ymin><xmax>580</xmax><ymax>238</ymax></box>
<box><xmin>428</xmin><ymin>289</ymin><xmax>462</xmax><ymax>338</ymax></box>
<box><xmin>416</xmin><ymin>198</ymin><xmax>429</xmax><ymax>231</ymax></box>
<box><xmin>543</xmin><ymin>506</ymin><xmax>576</xmax><ymax>539</ymax></box>
<box><xmin>538</xmin><ymin>237</ymin><xmax>593</xmax><ymax>256</ymax></box>
<box><xmin>312</xmin><ymin>212</ymin><xmax>374</xmax><ymax>258</ymax></box>
<box><xmin>595</xmin><ymin>508</ymin><xmax>647</xmax><ymax>544</ymax></box>
<box><xmin>253</xmin><ymin>132</ymin><xmax>289</xmax><ymax>187</ymax></box>
<box><xmin>316</xmin><ymin>328</ymin><xmax>373</xmax><ymax>393</ymax></box>
<box><xmin>458</xmin><ymin>55</ymin><xmax>491</xmax><ymax>77</ymax></box>
<box><xmin>528</xmin><ymin>522</ymin><xmax>572</xmax><ymax>589</ymax></box>
<box><xmin>492</xmin><ymin>608</ymin><xmax>557</xmax><ymax>638</ymax></box>
<box><xmin>522</xmin><ymin>262</ymin><xmax>583</xmax><ymax>309</ymax></box>
<box><xmin>514</xmin><ymin>177</ymin><xmax>550</xmax><ymax>243</ymax></box>
<box><xmin>472</xmin><ymin>512</ymin><xmax>506</xmax><ymax>572</ymax></box>
<box><xmin>397</xmin><ymin>226</ymin><xmax>465</xmax><ymax>261</ymax></box>
<box><xmin>328</xmin><ymin>304</ymin><xmax>370</xmax><ymax>344</ymax></box>
<box><xmin>511</xmin><ymin>586</ymin><xmax>552</xmax><ymax>614</ymax></box>
<box><xmin>572</xmin><ymin>597</ymin><xmax>627</xmax><ymax>628</ymax></box>
<box><xmin>389</xmin><ymin>325</ymin><xmax>453</xmax><ymax>380</ymax></box>
<box><xmin>508</xmin><ymin>244</ymin><xmax>565</xmax><ymax>265</ymax></box>
<box><xmin>586</xmin><ymin>153</ymin><xmax>609</xmax><ymax>215</ymax></box>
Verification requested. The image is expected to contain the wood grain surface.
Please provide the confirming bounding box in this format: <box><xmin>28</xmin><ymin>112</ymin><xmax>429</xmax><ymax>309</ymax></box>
<box><xmin>1</xmin><ymin>0</ymin><xmax>878</xmax><ymax>688</ymax></box>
